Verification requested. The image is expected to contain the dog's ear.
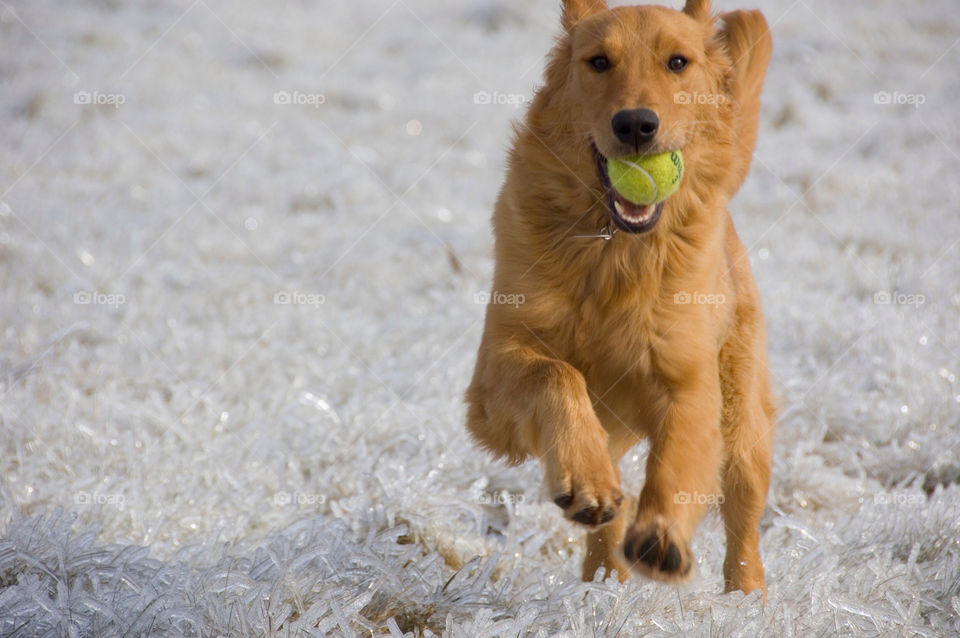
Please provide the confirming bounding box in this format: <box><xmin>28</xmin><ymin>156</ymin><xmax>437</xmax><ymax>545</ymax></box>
<box><xmin>682</xmin><ymin>0</ymin><xmax>711</xmax><ymax>22</ymax></box>
<box><xmin>716</xmin><ymin>9</ymin><xmax>772</xmax><ymax>193</ymax></box>
<box><xmin>561</xmin><ymin>0</ymin><xmax>607</xmax><ymax>31</ymax></box>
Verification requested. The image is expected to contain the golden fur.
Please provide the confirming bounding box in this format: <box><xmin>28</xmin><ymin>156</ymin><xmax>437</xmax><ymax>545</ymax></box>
<box><xmin>465</xmin><ymin>0</ymin><xmax>775</xmax><ymax>594</ymax></box>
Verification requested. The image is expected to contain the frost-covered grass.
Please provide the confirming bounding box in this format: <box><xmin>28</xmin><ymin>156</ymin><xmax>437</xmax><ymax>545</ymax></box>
<box><xmin>1</xmin><ymin>0</ymin><xmax>959</xmax><ymax>635</ymax></box>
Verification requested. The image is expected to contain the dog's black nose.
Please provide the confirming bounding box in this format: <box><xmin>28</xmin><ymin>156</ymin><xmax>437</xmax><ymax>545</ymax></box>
<box><xmin>611</xmin><ymin>108</ymin><xmax>659</xmax><ymax>148</ymax></box>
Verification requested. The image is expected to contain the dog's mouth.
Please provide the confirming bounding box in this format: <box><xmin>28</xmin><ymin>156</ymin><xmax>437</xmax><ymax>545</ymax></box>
<box><xmin>592</xmin><ymin>144</ymin><xmax>664</xmax><ymax>234</ymax></box>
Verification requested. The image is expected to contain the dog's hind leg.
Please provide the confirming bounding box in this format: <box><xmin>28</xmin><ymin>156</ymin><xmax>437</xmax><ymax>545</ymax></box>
<box><xmin>582</xmin><ymin>492</ymin><xmax>636</xmax><ymax>582</ymax></box>
<box><xmin>718</xmin><ymin>335</ymin><xmax>774</xmax><ymax>595</ymax></box>
<box><xmin>719</xmin><ymin>417</ymin><xmax>770</xmax><ymax>596</ymax></box>
<box><xmin>717</xmin><ymin>242</ymin><xmax>775</xmax><ymax>596</ymax></box>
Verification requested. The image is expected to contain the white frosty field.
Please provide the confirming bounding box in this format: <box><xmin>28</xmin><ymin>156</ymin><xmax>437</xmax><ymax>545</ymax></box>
<box><xmin>1</xmin><ymin>0</ymin><xmax>959</xmax><ymax>635</ymax></box>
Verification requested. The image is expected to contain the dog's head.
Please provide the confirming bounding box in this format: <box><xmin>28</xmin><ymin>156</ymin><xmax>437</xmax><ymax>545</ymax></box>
<box><xmin>534</xmin><ymin>0</ymin><xmax>736</xmax><ymax>234</ymax></box>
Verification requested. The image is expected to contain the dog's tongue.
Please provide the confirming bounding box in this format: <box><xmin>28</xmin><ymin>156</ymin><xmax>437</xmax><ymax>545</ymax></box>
<box><xmin>612</xmin><ymin>190</ymin><xmax>657</xmax><ymax>224</ymax></box>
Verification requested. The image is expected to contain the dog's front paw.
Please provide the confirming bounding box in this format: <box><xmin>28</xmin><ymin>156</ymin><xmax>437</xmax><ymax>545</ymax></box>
<box><xmin>622</xmin><ymin>516</ymin><xmax>693</xmax><ymax>582</ymax></box>
<box><xmin>544</xmin><ymin>430</ymin><xmax>623</xmax><ymax>527</ymax></box>
<box><xmin>552</xmin><ymin>488</ymin><xmax>622</xmax><ymax>526</ymax></box>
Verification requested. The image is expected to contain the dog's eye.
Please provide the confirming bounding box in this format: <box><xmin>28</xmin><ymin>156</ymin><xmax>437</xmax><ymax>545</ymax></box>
<box><xmin>667</xmin><ymin>55</ymin><xmax>688</xmax><ymax>72</ymax></box>
<box><xmin>588</xmin><ymin>55</ymin><xmax>611</xmax><ymax>72</ymax></box>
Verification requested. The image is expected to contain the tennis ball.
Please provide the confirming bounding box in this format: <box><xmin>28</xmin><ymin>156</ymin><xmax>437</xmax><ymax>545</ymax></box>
<box><xmin>607</xmin><ymin>150</ymin><xmax>684</xmax><ymax>206</ymax></box>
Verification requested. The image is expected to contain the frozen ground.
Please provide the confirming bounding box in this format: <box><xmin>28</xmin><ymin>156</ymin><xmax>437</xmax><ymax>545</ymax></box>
<box><xmin>1</xmin><ymin>0</ymin><xmax>959</xmax><ymax>635</ymax></box>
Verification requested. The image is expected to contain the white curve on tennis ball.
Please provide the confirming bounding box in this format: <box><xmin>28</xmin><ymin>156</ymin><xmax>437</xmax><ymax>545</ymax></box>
<box><xmin>619</xmin><ymin>160</ymin><xmax>658</xmax><ymax>202</ymax></box>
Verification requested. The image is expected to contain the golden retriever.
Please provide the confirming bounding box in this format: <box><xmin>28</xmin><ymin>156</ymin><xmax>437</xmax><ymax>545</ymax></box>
<box><xmin>466</xmin><ymin>0</ymin><xmax>774</xmax><ymax>595</ymax></box>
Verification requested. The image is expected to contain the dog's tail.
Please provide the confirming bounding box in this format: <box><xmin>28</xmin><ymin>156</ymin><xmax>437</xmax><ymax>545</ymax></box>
<box><xmin>718</xmin><ymin>10</ymin><xmax>772</xmax><ymax>193</ymax></box>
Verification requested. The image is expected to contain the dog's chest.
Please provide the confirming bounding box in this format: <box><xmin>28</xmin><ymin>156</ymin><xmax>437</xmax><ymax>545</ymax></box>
<box><xmin>568</xmin><ymin>292</ymin><xmax>659</xmax><ymax>387</ymax></box>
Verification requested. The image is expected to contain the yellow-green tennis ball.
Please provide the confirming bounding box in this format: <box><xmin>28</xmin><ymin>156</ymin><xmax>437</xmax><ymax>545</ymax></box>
<box><xmin>607</xmin><ymin>150</ymin><xmax>684</xmax><ymax>206</ymax></box>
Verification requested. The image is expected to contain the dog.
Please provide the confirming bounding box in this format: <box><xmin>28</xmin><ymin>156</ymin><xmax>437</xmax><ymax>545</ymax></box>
<box><xmin>465</xmin><ymin>0</ymin><xmax>774</xmax><ymax>595</ymax></box>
